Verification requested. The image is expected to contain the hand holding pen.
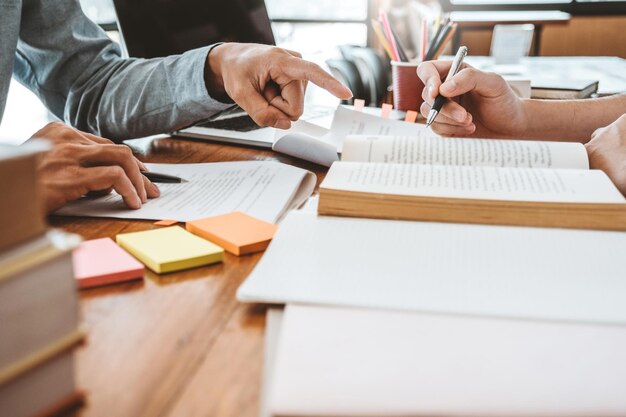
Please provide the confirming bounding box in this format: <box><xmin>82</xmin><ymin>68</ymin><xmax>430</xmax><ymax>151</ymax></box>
<box><xmin>426</xmin><ymin>46</ymin><xmax>468</xmax><ymax>128</ymax></box>
<box><xmin>417</xmin><ymin>50</ymin><xmax>528</xmax><ymax>138</ymax></box>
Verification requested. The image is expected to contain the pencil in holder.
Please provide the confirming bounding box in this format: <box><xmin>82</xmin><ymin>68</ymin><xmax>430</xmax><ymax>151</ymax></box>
<box><xmin>391</xmin><ymin>61</ymin><xmax>425</xmax><ymax>112</ymax></box>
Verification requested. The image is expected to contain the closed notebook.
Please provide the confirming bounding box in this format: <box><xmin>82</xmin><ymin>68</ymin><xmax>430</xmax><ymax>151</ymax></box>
<box><xmin>116</xmin><ymin>226</ymin><xmax>223</xmax><ymax>273</ymax></box>
<box><xmin>186</xmin><ymin>211</ymin><xmax>278</xmax><ymax>256</ymax></box>
<box><xmin>270</xmin><ymin>304</ymin><xmax>626</xmax><ymax>417</ymax></box>
<box><xmin>72</xmin><ymin>238</ymin><xmax>144</xmax><ymax>289</ymax></box>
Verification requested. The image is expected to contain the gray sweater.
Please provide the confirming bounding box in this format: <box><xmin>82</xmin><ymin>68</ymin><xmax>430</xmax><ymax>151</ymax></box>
<box><xmin>1</xmin><ymin>0</ymin><xmax>230</xmax><ymax>141</ymax></box>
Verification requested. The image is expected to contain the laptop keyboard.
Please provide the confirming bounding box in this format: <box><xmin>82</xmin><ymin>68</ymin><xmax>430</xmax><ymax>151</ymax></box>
<box><xmin>196</xmin><ymin>114</ymin><xmax>261</xmax><ymax>132</ymax></box>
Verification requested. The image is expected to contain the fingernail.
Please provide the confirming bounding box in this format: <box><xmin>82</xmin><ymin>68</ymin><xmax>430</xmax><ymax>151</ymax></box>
<box><xmin>453</xmin><ymin>110</ymin><xmax>466</xmax><ymax>122</ymax></box>
<box><xmin>137</xmin><ymin>160</ymin><xmax>147</xmax><ymax>172</ymax></box>
<box><xmin>275</xmin><ymin>119</ymin><xmax>291</xmax><ymax>130</ymax></box>
<box><xmin>132</xmin><ymin>195</ymin><xmax>142</xmax><ymax>209</ymax></box>
<box><xmin>428</xmin><ymin>84</ymin><xmax>434</xmax><ymax>98</ymax></box>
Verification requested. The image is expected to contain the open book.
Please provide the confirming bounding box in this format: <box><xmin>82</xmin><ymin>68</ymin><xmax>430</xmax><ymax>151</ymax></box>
<box><xmin>272</xmin><ymin>106</ymin><xmax>430</xmax><ymax>166</ymax></box>
<box><xmin>318</xmin><ymin>135</ymin><xmax>626</xmax><ymax>230</ymax></box>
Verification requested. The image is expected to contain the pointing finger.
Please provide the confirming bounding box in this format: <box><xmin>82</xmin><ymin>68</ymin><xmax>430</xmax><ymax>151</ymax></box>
<box><xmin>279</xmin><ymin>58</ymin><xmax>353</xmax><ymax>100</ymax></box>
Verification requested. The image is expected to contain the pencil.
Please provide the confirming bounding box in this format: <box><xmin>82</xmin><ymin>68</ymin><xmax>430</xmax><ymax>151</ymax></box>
<box><xmin>379</xmin><ymin>10</ymin><xmax>400</xmax><ymax>62</ymax></box>
<box><xmin>433</xmin><ymin>23</ymin><xmax>457</xmax><ymax>60</ymax></box>
<box><xmin>389</xmin><ymin>24</ymin><xmax>409</xmax><ymax>62</ymax></box>
<box><xmin>424</xmin><ymin>23</ymin><xmax>446</xmax><ymax>61</ymax></box>
<box><xmin>371</xmin><ymin>19</ymin><xmax>394</xmax><ymax>60</ymax></box>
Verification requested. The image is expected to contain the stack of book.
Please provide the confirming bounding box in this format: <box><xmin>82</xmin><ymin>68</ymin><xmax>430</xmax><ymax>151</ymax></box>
<box><xmin>0</xmin><ymin>144</ymin><xmax>85</xmax><ymax>417</ymax></box>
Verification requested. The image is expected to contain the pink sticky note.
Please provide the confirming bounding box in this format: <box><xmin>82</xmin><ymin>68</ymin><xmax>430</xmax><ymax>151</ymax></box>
<box><xmin>72</xmin><ymin>238</ymin><xmax>144</xmax><ymax>289</ymax></box>
<box><xmin>381</xmin><ymin>103</ymin><xmax>393</xmax><ymax>119</ymax></box>
<box><xmin>405</xmin><ymin>110</ymin><xmax>418</xmax><ymax>123</ymax></box>
<box><xmin>354</xmin><ymin>99</ymin><xmax>365</xmax><ymax>112</ymax></box>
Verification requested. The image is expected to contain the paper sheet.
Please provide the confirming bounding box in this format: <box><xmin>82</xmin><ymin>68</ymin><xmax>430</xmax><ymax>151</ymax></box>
<box><xmin>237</xmin><ymin>211</ymin><xmax>626</xmax><ymax>325</ymax></box>
<box><xmin>342</xmin><ymin>135</ymin><xmax>589</xmax><ymax>169</ymax></box>
<box><xmin>270</xmin><ymin>304</ymin><xmax>626</xmax><ymax>417</ymax></box>
<box><xmin>54</xmin><ymin>161</ymin><xmax>316</xmax><ymax>224</ymax></box>
<box><xmin>322</xmin><ymin>162</ymin><xmax>625</xmax><ymax>203</ymax></box>
<box><xmin>328</xmin><ymin>106</ymin><xmax>440</xmax><ymax>150</ymax></box>
<box><xmin>271</xmin><ymin>107</ymin><xmax>431</xmax><ymax>165</ymax></box>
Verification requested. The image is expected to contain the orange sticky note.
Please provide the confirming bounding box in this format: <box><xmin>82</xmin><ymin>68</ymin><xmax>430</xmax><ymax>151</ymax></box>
<box><xmin>354</xmin><ymin>99</ymin><xmax>365</xmax><ymax>112</ymax></box>
<box><xmin>72</xmin><ymin>238</ymin><xmax>144</xmax><ymax>289</ymax></box>
<box><xmin>186</xmin><ymin>211</ymin><xmax>278</xmax><ymax>256</ymax></box>
<box><xmin>154</xmin><ymin>219</ymin><xmax>178</xmax><ymax>226</ymax></box>
<box><xmin>381</xmin><ymin>103</ymin><xmax>393</xmax><ymax>119</ymax></box>
<box><xmin>404</xmin><ymin>110</ymin><xmax>418</xmax><ymax>123</ymax></box>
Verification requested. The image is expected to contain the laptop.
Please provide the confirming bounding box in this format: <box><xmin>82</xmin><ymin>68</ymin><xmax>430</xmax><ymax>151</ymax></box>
<box><xmin>113</xmin><ymin>0</ymin><xmax>334</xmax><ymax>148</ymax></box>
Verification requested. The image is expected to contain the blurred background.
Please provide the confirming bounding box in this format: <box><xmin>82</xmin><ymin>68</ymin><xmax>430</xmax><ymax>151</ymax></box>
<box><xmin>1</xmin><ymin>0</ymin><xmax>624</xmax><ymax>144</ymax></box>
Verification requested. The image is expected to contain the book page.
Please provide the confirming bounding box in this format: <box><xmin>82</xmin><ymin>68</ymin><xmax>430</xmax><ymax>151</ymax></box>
<box><xmin>55</xmin><ymin>161</ymin><xmax>316</xmax><ymax>223</ymax></box>
<box><xmin>342</xmin><ymin>135</ymin><xmax>589</xmax><ymax>169</ymax></box>
<box><xmin>323</xmin><ymin>162</ymin><xmax>625</xmax><ymax>203</ymax></box>
<box><xmin>327</xmin><ymin>106</ymin><xmax>439</xmax><ymax>150</ymax></box>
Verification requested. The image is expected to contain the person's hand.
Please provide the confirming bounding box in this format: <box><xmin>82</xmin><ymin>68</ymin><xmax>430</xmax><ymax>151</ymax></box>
<box><xmin>29</xmin><ymin>122</ymin><xmax>160</xmax><ymax>213</ymax></box>
<box><xmin>417</xmin><ymin>61</ymin><xmax>528</xmax><ymax>138</ymax></box>
<box><xmin>585</xmin><ymin>114</ymin><xmax>626</xmax><ymax>195</ymax></box>
<box><xmin>206</xmin><ymin>43</ymin><xmax>353</xmax><ymax>129</ymax></box>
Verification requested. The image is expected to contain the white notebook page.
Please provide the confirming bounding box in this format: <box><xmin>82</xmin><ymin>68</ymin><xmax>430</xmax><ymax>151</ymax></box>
<box><xmin>270</xmin><ymin>304</ymin><xmax>626</xmax><ymax>417</ymax></box>
<box><xmin>55</xmin><ymin>161</ymin><xmax>316</xmax><ymax>223</ymax></box>
<box><xmin>237</xmin><ymin>211</ymin><xmax>626</xmax><ymax>325</ymax></box>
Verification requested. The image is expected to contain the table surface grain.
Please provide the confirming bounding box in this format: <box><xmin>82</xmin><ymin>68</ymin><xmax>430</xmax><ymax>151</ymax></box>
<box><xmin>49</xmin><ymin>136</ymin><xmax>327</xmax><ymax>417</ymax></box>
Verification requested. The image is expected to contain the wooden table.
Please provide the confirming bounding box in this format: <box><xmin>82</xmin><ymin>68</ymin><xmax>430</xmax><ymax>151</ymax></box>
<box><xmin>50</xmin><ymin>136</ymin><xmax>326</xmax><ymax>417</ymax></box>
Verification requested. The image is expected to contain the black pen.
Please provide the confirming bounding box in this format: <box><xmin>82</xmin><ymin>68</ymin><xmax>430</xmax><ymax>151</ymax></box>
<box><xmin>142</xmin><ymin>171</ymin><xmax>184</xmax><ymax>183</ymax></box>
<box><xmin>426</xmin><ymin>46</ymin><xmax>468</xmax><ymax>128</ymax></box>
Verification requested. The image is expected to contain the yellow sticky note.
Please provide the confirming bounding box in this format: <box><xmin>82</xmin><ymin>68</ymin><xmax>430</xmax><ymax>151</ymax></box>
<box><xmin>116</xmin><ymin>226</ymin><xmax>223</xmax><ymax>274</ymax></box>
<box><xmin>187</xmin><ymin>211</ymin><xmax>278</xmax><ymax>256</ymax></box>
<box><xmin>381</xmin><ymin>103</ymin><xmax>393</xmax><ymax>119</ymax></box>
<box><xmin>354</xmin><ymin>99</ymin><xmax>365</xmax><ymax>112</ymax></box>
<box><xmin>404</xmin><ymin>110</ymin><xmax>418</xmax><ymax>123</ymax></box>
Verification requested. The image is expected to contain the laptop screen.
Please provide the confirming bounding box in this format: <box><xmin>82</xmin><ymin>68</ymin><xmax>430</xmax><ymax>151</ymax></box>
<box><xmin>113</xmin><ymin>0</ymin><xmax>276</xmax><ymax>58</ymax></box>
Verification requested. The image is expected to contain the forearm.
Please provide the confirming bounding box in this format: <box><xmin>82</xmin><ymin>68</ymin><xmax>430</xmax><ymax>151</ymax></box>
<box><xmin>521</xmin><ymin>94</ymin><xmax>626</xmax><ymax>142</ymax></box>
<box><xmin>66</xmin><ymin>45</ymin><xmax>231</xmax><ymax>140</ymax></box>
<box><xmin>16</xmin><ymin>0</ymin><xmax>230</xmax><ymax>141</ymax></box>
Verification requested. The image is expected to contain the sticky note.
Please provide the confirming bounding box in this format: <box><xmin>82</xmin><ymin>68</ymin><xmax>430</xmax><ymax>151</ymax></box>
<box><xmin>72</xmin><ymin>238</ymin><xmax>144</xmax><ymax>289</ymax></box>
<box><xmin>187</xmin><ymin>211</ymin><xmax>278</xmax><ymax>256</ymax></box>
<box><xmin>154</xmin><ymin>219</ymin><xmax>178</xmax><ymax>226</ymax></box>
<box><xmin>381</xmin><ymin>103</ymin><xmax>393</xmax><ymax>119</ymax></box>
<box><xmin>405</xmin><ymin>110</ymin><xmax>418</xmax><ymax>123</ymax></box>
<box><xmin>354</xmin><ymin>99</ymin><xmax>365</xmax><ymax>112</ymax></box>
<box><xmin>116</xmin><ymin>226</ymin><xmax>224</xmax><ymax>274</ymax></box>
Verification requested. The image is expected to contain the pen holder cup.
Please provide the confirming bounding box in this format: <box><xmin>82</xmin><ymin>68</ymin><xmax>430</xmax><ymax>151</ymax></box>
<box><xmin>391</xmin><ymin>61</ymin><xmax>425</xmax><ymax>112</ymax></box>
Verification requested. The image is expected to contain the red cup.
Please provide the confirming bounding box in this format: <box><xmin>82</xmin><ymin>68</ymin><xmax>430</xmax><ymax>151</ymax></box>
<box><xmin>392</xmin><ymin>61</ymin><xmax>425</xmax><ymax>112</ymax></box>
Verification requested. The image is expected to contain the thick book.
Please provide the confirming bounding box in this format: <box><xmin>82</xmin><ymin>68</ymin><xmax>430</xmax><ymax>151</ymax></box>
<box><xmin>0</xmin><ymin>230</ymin><xmax>83</xmax><ymax>417</ymax></box>
<box><xmin>531</xmin><ymin>78</ymin><xmax>599</xmax><ymax>99</ymax></box>
<box><xmin>0</xmin><ymin>143</ymin><xmax>49</xmax><ymax>252</ymax></box>
<box><xmin>318</xmin><ymin>135</ymin><xmax>626</xmax><ymax>230</ymax></box>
